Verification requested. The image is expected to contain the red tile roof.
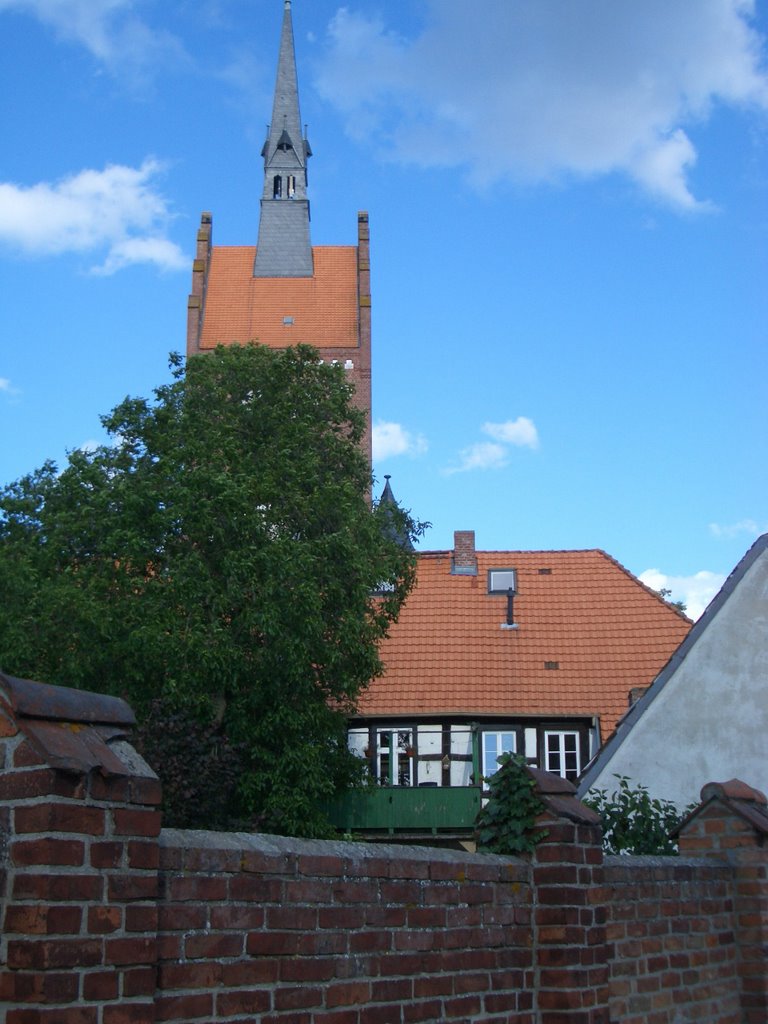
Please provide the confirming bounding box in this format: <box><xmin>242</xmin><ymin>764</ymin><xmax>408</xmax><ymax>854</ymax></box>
<box><xmin>359</xmin><ymin>549</ymin><xmax>691</xmax><ymax>738</ymax></box>
<box><xmin>200</xmin><ymin>246</ymin><xmax>359</xmax><ymax>350</ymax></box>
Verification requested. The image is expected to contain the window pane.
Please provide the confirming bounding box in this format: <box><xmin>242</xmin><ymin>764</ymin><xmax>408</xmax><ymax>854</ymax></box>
<box><xmin>483</xmin><ymin>731</ymin><xmax>516</xmax><ymax>777</ymax></box>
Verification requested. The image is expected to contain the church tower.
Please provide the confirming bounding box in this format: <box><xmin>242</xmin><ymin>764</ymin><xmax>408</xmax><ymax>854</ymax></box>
<box><xmin>187</xmin><ymin>0</ymin><xmax>372</xmax><ymax>464</ymax></box>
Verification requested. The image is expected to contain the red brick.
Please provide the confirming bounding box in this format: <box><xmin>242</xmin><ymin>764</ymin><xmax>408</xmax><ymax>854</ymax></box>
<box><xmin>0</xmin><ymin>970</ymin><xmax>79</xmax><ymax>1003</ymax></box>
<box><xmin>273</xmin><ymin>985</ymin><xmax>324</xmax><ymax>1010</ymax></box>
<box><xmin>403</xmin><ymin>999</ymin><xmax>445</xmax><ymax>1022</ymax></box>
<box><xmin>12</xmin><ymin>837</ymin><xmax>85</xmax><ymax>867</ymax></box>
<box><xmin>8</xmin><ymin>1010</ymin><xmax>97</xmax><ymax>1024</ymax></box>
<box><xmin>280</xmin><ymin>956</ymin><xmax>339</xmax><ymax>983</ymax></box>
<box><xmin>0</xmin><ymin>706</ymin><xmax>19</xmax><ymax>736</ymax></box>
<box><xmin>126</xmin><ymin>904</ymin><xmax>158</xmax><ymax>932</ymax></box>
<box><xmin>159</xmin><ymin>961</ymin><xmax>223</xmax><ymax>990</ymax></box>
<box><xmin>102</xmin><ymin>1004</ymin><xmax>155</xmax><ymax>1024</ymax></box>
<box><xmin>0</xmin><ymin>768</ymin><xmax>83</xmax><ymax>800</ymax></box>
<box><xmin>91</xmin><ymin>841</ymin><xmax>124</xmax><ymax>868</ymax></box>
<box><xmin>164</xmin><ymin>875</ymin><xmax>227</xmax><ymax>901</ymax></box>
<box><xmin>228</xmin><ymin>875</ymin><xmax>284</xmax><ymax>902</ymax></box>
<box><xmin>112</xmin><ymin>807</ymin><xmax>162</xmax><ymax>837</ymax></box>
<box><xmin>157</xmin><ymin>903</ymin><xmax>207</xmax><ymax>931</ymax></box>
<box><xmin>216</xmin><ymin>989</ymin><xmax>272</xmax><ymax>1015</ymax></box>
<box><xmin>105</xmin><ymin>936</ymin><xmax>156</xmax><ymax>966</ymax></box>
<box><xmin>13</xmin><ymin>740</ymin><xmax>47</xmax><ymax>767</ymax></box>
<box><xmin>13</xmin><ymin>871</ymin><xmax>103</xmax><ymax>901</ymax></box>
<box><xmin>221</xmin><ymin>959</ymin><xmax>279</xmax><ymax>987</ymax></box>
<box><xmin>8</xmin><ymin>938</ymin><xmax>103</xmax><ymax>969</ymax></box>
<box><xmin>4</xmin><ymin>904</ymin><xmax>82</xmax><ymax>935</ymax></box>
<box><xmin>155</xmin><ymin>993</ymin><xmax>214</xmax><ymax>1021</ymax></box>
<box><xmin>184</xmin><ymin>932</ymin><xmax>243</xmax><ymax>959</ymax></box>
<box><xmin>210</xmin><ymin>904</ymin><xmax>264</xmax><ymax>930</ymax></box>
<box><xmin>83</xmin><ymin>970</ymin><xmax>119</xmax><ymax>1000</ymax></box>
<box><xmin>127</xmin><ymin>839</ymin><xmax>159</xmax><ymax>870</ymax></box>
<box><xmin>108</xmin><ymin>874</ymin><xmax>159</xmax><ymax>902</ymax></box>
<box><xmin>15</xmin><ymin>802</ymin><xmax>105</xmax><ymax>835</ymax></box>
<box><xmin>267</xmin><ymin>905</ymin><xmax>318</xmax><ymax>930</ymax></box>
<box><xmin>88</xmin><ymin>905</ymin><xmax>123</xmax><ymax>934</ymax></box>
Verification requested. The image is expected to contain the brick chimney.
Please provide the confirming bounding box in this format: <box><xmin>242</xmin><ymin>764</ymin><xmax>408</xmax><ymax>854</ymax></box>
<box><xmin>452</xmin><ymin>530</ymin><xmax>477</xmax><ymax>575</ymax></box>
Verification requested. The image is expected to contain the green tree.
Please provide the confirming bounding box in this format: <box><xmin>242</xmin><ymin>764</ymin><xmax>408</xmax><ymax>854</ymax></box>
<box><xmin>0</xmin><ymin>343</ymin><xmax>422</xmax><ymax>836</ymax></box>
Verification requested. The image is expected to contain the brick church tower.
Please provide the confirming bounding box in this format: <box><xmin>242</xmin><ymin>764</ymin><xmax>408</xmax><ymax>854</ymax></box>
<box><xmin>186</xmin><ymin>0</ymin><xmax>372</xmax><ymax>465</ymax></box>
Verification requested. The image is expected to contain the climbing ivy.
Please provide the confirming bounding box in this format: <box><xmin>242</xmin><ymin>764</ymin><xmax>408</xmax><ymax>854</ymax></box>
<box><xmin>475</xmin><ymin>753</ymin><xmax>549</xmax><ymax>854</ymax></box>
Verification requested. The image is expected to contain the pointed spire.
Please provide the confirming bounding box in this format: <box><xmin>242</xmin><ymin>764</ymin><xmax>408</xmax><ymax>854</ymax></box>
<box><xmin>377</xmin><ymin>476</ymin><xmax>414</xmax><ymax>551</ymax></box>
<box><xmin>254</xmin><ymin>0</ymin><xmax>313</xmax><ymax>277</ymax></box>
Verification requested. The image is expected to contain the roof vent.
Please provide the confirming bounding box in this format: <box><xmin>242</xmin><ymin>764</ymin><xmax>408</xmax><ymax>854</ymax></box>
<box><xmin>544</xmin><ymin>661</ymin><xmax>560</xmax><ymax>670</ymax></box>
<box><xmin>451</xmin><ymin>531</ymin><xmax>477</xmax><ymax>576</ymax></box>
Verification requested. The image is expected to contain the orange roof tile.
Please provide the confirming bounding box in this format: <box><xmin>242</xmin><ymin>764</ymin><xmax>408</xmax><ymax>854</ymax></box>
<box><xmin>200</xmin><ymin>246</ymin><xmax>359</xmax><ymax>350</ymax></box>
<box><xmin>360</xmin><ymin>549</ymin><xmax>691</xmax><ymax>738</ymax></box>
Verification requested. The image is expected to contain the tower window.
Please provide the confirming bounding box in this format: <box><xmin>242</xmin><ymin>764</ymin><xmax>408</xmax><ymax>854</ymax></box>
<box><xmin>273</xmin><ymin>175</ymin><xmax>282</xmax><ymax>198</ymax></box>
<box><xmin>287</xmin><ymin>175</ymin><xmax>296</xmax><ymax>198</ymax></box>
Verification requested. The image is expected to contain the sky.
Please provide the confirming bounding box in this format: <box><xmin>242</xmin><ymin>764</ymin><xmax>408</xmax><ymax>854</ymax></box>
<box><xmin>0</xmin><ymin>0</ymin><xmax>766</xmax><ymax>619</ymax></box>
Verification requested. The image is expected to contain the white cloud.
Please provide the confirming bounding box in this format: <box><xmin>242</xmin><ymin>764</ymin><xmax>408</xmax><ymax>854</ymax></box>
<box><xmin>315</xmin><ymin>0</ymin><xmax>768</xmax><ymax>209</ymax></box>
<box><xmin>373</xmin><ymin>420</ymin><xmax>428</xmax><ymax>460</ymax></box>
<box><xmin>0</xmin><ymin>0</ymin><xmax>186</xmax><ymax>85</ymax></box>
<box><xmin>0</xmin><ymin>160</ymin><xmax>187</xmax><ymax>274</ymax></box>
<box><xmin>483</xmin><ymin>417</ymin><xmax>539</xmax><ymax>450</ymax></box>
<box><xmin>639</xmin><ymin>567</ymin><xmax>726</xmax><ymax>620</ymax></box>
<box><xmin>709</xmin><ymin>518</ymin><xmax>765</xmax><ymax>539</ymax></box>
<box><xmin>443</xmin><ymin>415</ymin><xmax>540</xmax><ymax>473</ymax></box>
<box><xmin>0</xmin><ymin>376</ymin><xmax>19</xmax><ymax>397</ymax></box>
<box><xmin>443</xmin><ymin>441</ymin><xmax>509</xmax><ymax>476</ymax></box>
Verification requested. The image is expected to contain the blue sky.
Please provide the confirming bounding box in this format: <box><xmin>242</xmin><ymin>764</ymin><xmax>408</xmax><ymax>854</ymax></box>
<box><xmin>0</xmin><ymin>0</ymin><xmax>766</xmax><ymax>618</ymax></box>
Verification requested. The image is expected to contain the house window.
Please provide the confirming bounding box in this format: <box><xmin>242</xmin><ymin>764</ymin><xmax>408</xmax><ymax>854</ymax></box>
<box><xmin>482</xmin><ymin>730</ymin><xmax>516</xmax><ymax>779</ymax></box>
<box><xmin>377</xmin><ymin>729</ymin><xmax>413</xmax><ymax>787</ymax></box>
<box><xmin>544</xmin><ymin>730</ymin><xmax>580</xmax><ymax>781</ymax></box>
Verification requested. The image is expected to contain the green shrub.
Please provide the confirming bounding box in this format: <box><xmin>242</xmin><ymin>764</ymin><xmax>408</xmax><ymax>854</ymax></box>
<box><xmin>584</xmin><ymin>775</ymin><xmax>692</xmax><ymax>855</ymax></box>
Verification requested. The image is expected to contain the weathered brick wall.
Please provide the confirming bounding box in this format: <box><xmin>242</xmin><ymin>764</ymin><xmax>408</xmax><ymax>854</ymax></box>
<box><xmin>2</xmin><ymin>676</ymin><xmax>767</xmax><ymax>1024</ymax></box>
<box><xmin>604</xmin><ymin>857</ymin><xmax>741</xmax><ymax>1024</ymax></box>
<box><xmin>155</xmin><ymin>831</ymin><xmax>535</xmax><ymax>1023</ymax></box>
<box><xmin>0</xmin><ymin>698</ymin><xmax>161</xmax><ymax>1024</ymax></box>
<box><xmin>678</xmin><ymin>786</ymin><xmax>768</xmax><ymax>1024</ymax></box>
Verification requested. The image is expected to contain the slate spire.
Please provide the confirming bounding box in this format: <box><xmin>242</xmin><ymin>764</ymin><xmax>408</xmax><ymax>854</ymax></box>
<box><xmin>377</xmin><ymin>476</ymin><xmax>414</xmax><ymax>552</ymax></box>
<box><xmin>254</xmin><ymin>0</ymin><xmax>313</xmax><ymax>277</ymax></box>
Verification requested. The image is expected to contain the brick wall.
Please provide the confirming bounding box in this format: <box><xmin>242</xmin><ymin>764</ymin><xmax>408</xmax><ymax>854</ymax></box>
<box><xmin>604</xmin><ymin>858</ymin><xmax>740</xmax><ymax>1024</ymax></box>
<box><xmin>155</xmin><ymin>831</ymin><xmax>534</xmax><ymax>1023</ymax></box>
<box><xmin>2</xmin><ymin>675</ymin><xmax>767</xmax><ymax>1023</ymax></box>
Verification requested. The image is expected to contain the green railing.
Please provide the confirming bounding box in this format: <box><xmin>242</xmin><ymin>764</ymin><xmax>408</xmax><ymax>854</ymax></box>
<box><xmin>324</xmin><ymin>785</ymin><xmax>482</xmax><ymax>835</ymax></box>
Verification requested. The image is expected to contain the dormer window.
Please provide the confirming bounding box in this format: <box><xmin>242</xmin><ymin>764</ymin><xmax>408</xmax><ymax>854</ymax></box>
<box><xmin>487</xmin><ymin>569</ymin><xmax>517</xmax><ymax>595</ymax></box>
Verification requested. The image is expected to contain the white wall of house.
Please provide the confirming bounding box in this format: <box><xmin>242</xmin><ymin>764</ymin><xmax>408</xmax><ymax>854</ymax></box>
<box><xmin>581</xmin><ymin>543</ymin><xmax>768</xmax><ymax>809</ymax></box>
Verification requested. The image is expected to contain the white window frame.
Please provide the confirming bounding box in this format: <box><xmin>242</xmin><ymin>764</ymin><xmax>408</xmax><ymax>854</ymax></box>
<box><xmin>544</xmin><ymin>730</ymin><xmax>581</xmax><ymax>781</ymax></box>
<box><xmin>376</xmin><ymin>728</ymin><xmax>414</xmax><ymax>787</ymax></box>
<box><xmin>481</xmin><ymin>730</ymin><xmax>517</xmax><ymax>779</ymax></box>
